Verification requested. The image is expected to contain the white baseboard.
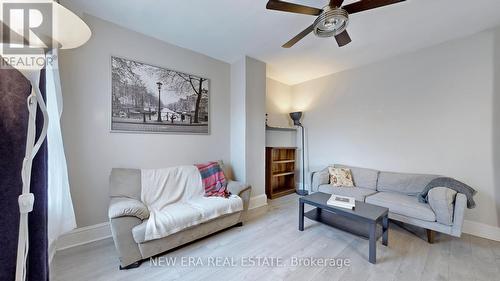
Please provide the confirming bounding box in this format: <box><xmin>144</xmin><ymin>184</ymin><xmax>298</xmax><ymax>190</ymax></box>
<box><xmin>248</xmin><ymin>194</ymin><xmax>268</xmax><ymax>210</ymax></box>
<box><xmin>462</xmin><ymin>220</ymin><xmax>500</xmax><ymax>242</ymax></box>
<box><xmin>56</xmin><ymin>222</ymin><xmax>111</xmax><ymax>251</ymax></box>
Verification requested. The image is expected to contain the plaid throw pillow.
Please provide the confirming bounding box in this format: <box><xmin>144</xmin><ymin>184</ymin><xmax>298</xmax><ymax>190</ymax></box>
<box><xmin>195</xmin><ymin>162</ymin><xmax>230</xmax><ymax>198</ymax></box>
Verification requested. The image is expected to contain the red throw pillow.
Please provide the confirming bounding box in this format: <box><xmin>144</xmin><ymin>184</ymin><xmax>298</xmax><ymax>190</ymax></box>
<box><xmin>195</xmin><ymin>162</ymin><xmax>229</xmax><ymax>198</ymax></box>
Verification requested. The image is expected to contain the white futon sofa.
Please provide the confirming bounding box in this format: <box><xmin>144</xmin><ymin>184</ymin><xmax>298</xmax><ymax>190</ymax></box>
<box><xmin>108</xmin><ymin>168</ymin><xmax>251</xmax><ymax>269</ymax></box>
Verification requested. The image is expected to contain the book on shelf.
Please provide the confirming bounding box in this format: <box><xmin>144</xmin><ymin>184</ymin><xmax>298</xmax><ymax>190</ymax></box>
<box><xmin>327</xmin><ymin>194</ymin><xmax>355</xmax><ymax>210</ymax></box>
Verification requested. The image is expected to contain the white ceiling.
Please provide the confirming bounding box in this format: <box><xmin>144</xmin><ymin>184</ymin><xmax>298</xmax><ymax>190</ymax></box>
<box><xmin>65</xmin><ymin>0</ymin><xmax>500</xmax><ymax>85</ymax></box>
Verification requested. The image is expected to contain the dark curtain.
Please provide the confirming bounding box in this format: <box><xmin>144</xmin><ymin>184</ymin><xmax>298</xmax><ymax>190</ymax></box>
<box><xmin>0</xmin><ymin>66</ymin><xmax>48</xmax><ymax>281</ymax></box>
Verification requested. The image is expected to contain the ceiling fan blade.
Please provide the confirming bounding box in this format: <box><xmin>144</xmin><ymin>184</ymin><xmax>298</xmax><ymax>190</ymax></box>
<box><xmin>266</xmin><ymin>0</ymin><xmax>322</xmax><ymax>16</ymax></box>
<box><xmin>282</xmin><ymin>24</ymin><xmax>314</xmax><ymax>48</ymax></box>
<box><xmin>329</xmin><ymin>0</ymin><xmax>345</xmax><ymax>8</ymax></box>
<box><xmin>343</xmin><ymin>0</ymin><xmax>406</xmax><ymax>14</ymax></box>
<box><xmin>335</xmin><ymin>30</ymin><xmax>352</xmax><ymax>47</ymax></box>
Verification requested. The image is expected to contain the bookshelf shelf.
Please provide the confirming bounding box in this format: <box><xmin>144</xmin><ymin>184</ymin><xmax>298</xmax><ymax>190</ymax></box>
<box><xmin>265</xmin><ymin>147</ymin><xmax>297</xmax><ymax>200</ymax></box>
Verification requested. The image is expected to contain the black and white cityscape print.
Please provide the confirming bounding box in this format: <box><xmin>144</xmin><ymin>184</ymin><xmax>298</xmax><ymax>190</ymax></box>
<box><xmin>111</xmin><ymin>57</ymin><xmax>209</xmax><ymax>134</ymax></box>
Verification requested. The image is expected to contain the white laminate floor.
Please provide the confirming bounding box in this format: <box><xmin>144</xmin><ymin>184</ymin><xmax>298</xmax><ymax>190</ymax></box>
<box><xmin>52</xmin><ymin>194</ymin><xmax>500</xmax><ymax>281</ymax></box>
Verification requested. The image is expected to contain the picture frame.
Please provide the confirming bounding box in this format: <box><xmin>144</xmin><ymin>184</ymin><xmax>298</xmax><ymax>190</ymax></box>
<box><xmin>110</xmin><ymin>56</ymin><xmax>210</xmax><ymax>134</ymax></box>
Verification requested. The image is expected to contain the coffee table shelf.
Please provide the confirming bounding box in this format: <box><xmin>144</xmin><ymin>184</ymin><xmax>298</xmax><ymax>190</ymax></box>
<box><xmin>299</xmin><ymin>192</ymin><xmax>389</xmax><ymax>264</ymax></box>
<box><xmin>304</xmin><ymin>208</ymin><xmax>383</xmax><ymax>241</ymax></box>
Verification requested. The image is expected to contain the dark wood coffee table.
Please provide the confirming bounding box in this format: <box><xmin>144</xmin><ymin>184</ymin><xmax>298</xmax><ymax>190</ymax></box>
<box><xmin>299</xmin><ymin>192</ymin><xmax>389</xmax><ymax>264</ymax></box>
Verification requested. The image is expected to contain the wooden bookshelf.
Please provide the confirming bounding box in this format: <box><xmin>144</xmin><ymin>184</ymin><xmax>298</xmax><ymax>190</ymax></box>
<box><xmin>265</xmin><ymin>147</ymin><xmax>297</xmax><ymax>199</ymax></box>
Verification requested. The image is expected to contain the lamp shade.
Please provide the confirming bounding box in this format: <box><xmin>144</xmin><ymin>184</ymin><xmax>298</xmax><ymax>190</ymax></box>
<box><xmin>51</xmin><ymin>0</ymin><xmax>92</xmax><ymax>49</ymax></box>
<box><xmin>289</xmin><ymin>111</ymin><xmax>303</xmax><ymax>126</ymax></box>
<box><xmin>0</xmin><ymin>0</ymin><xmax>91</xmax><ymax>70</ymax></box>
<box><xmin>1</xmin><ymin>0</ymin><xmax>91</xmax><ymax>49</ymax></box>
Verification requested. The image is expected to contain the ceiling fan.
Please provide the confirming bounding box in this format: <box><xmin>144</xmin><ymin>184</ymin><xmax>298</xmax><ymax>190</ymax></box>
<box><xmin>266</xmin><ymin>0</ymin><xmax>406</xmax><ymax>48</ymax></box>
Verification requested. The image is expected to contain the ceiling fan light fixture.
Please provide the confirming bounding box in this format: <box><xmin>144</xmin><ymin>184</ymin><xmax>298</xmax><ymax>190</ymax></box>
<box><xmin>313</xmin><ymin>7</ymin><xmax>349</xmax><ymax>38</ymax></box>
<box><xmin>266</xmin><ymin>0</ymin><xmax>407</xmax><ymax>48</ymax></box>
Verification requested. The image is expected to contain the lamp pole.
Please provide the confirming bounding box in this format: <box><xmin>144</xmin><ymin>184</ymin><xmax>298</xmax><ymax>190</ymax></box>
<box><xmin>289</xmin><ymin>111</ymin><xmax>308</xmax><ymax>196</ymax></box>
<box><xmin>299</xmin><ymin>124</ymin><xmax>307</xmax><ymax>196</ymax></box>
<box><xmin>156</xmin><ymin>82</ymin><xmax>163</xmax><ymax>122</ymax></box>
<box><xmin>294</xmin><ymin>124</ymin><xmax>308</xmax><ymax>196</ymax></box>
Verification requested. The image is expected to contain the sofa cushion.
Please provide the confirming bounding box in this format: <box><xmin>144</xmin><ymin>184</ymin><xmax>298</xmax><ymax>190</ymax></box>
<box><xmin>328</xmin><ymin>167</ymin><xmax>354</xmax><ymax>187</ymax></box>
<box><xmin>427</xmin><ymin>187</ymin><xmax>457</xmax><ymax>226</ymax></box>
<box><xmin>132</xmin><ymin>202</ymin><xmax>202</xmax><ymax>243</ymax></box>
<box><xmin>377</xmin><ymin>171</ymin><xmax>439</xmax><ymax>195</ymax></box>
<box><xmin>365</xmin><ymin>192</ymin><xmax>436</xmax><ymax>222</ymax></box>
<box><xmin>334</xmin><ymin>164</ymin><xmax>379</xmax><ymax>190</ymax></box>
<box><xmin>132</xmin><ymin>197</ymin><xmax>243</xmax><ymax>244</ymax></box>
<box><xmin>109</xmin><ymin>168</ymin><xmax>141</xmax><ymax>200</ymax></box>
<box><xmin>318</xmin><ymin>185</ymin><xmax>378</xmax><ymax>202</ymax></box>
<box><xmin>187</xmin><ymin>196</ymin><xmax>243</xmax><ymax>222</ymax></box>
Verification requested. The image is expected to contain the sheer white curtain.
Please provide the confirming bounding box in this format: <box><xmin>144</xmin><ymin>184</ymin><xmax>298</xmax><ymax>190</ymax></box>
<box><xmin>46</xmin><ymin>49</ymin><xmax>76</xmax><ymax>262</ymax></box>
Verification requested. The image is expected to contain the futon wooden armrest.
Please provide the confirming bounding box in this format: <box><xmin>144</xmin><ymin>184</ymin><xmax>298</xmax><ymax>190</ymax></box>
<box><xmin>227</xmin><ymin>180</ymin><xmax>251</xmax><ymax>197</ymax></box>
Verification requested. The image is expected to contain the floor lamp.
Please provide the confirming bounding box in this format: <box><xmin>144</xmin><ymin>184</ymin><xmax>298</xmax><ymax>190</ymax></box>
<box><xmin>290</xmin><ymin>112</ymin><xmax>308</xmax><ymax>196</ymax></box>
<box><xmin>1</xmin><ymin>2</ymin><xmax>91</xmax><ymax>281</ymax></box>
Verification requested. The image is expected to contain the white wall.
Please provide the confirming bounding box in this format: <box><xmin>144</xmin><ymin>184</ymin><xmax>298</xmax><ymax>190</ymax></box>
<box><xmin>230</xmin><ymin>57</ymin><xmax>267</xmax><ymax>199</ymax></box>
<box><xmin>245</xmin><ymin>57</ymin><xmax>266</xmax><ymax>198</ymax></box>
<box><xmin>266</xmin><ymin>78</ymin><xmax>296</xmax><ymax>148</ymax></box>
<box><xmin>60</xmin><ymin>15</ymin><xmax>231</xmax><ymax>227</ymax></box>
<box><xmin>289</xmin><ymin>29</ymin><xmax>499</xmax><ymax>228</ymax></box>
<box><xmin>266</xmin><ymin>78</ymin><xmax>293</xmax><ymax>127</ymax></box>
<box><xmin>494</xmin><ymin>27</ymin><xmax>500</xmax><ymax>227</ymax></box>
<box><xmin>230</xmin><ymin>59</ymin><xmax>246</xmax><ymax>182</ymax></box>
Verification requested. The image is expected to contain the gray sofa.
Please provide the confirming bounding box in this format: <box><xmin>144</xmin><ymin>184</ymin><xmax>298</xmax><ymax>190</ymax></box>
<box><xmin>108</xmin><ymin>168</ymin><xmax>251</xmax><ymax>269</ymax></box>
<box><xmin>311</xmin><ymin>164</ymin><xmax>467</xmax><ymax>242</ymax></box>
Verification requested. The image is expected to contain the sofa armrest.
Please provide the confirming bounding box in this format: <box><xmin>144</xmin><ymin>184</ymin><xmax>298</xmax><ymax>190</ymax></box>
<box><xmin>227</xmin><ymin>180</ymin><xmax>250</xmax><ymax>196</ymax></box>
<box><xmin>311</xmin><ymin>168</ymin><xmax>329</xmax><ymax>192</ymax></box>
<box><xmin>110</xmin><ymin>216</ymin><xmax>144</xmax><ymax>267</ymax></box>
<box><xmin>227</xmin><ymin>180</ymin><xmax>251</xmax><ymax>211</ymax></box>
<box><xmin>427</xmin><ymin>187</ymin><xmax>457</xmax><ymax>226</ymax></box>
<box><xmin>108</xmin><ymin>197</ymin><xmax>149</xmax><ymax>220</ymax></box>
<box><xmin>450</xmin><ymin>193</ymin><xmax>467</xmax><ymax>237</ymax></box>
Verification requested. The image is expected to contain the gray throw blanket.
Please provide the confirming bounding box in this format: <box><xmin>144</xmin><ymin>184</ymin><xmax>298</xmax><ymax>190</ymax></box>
<box><xmin>418</xmin><ymin>177</ymin><xmax>477</xmax><ymax>209</ymax></box>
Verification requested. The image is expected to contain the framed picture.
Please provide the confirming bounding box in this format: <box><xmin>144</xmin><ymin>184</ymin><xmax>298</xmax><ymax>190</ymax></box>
<box><xmin>111</xmin><ymin>56</ymin><xmax>210</xmax><ymax>134</ymax></box>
